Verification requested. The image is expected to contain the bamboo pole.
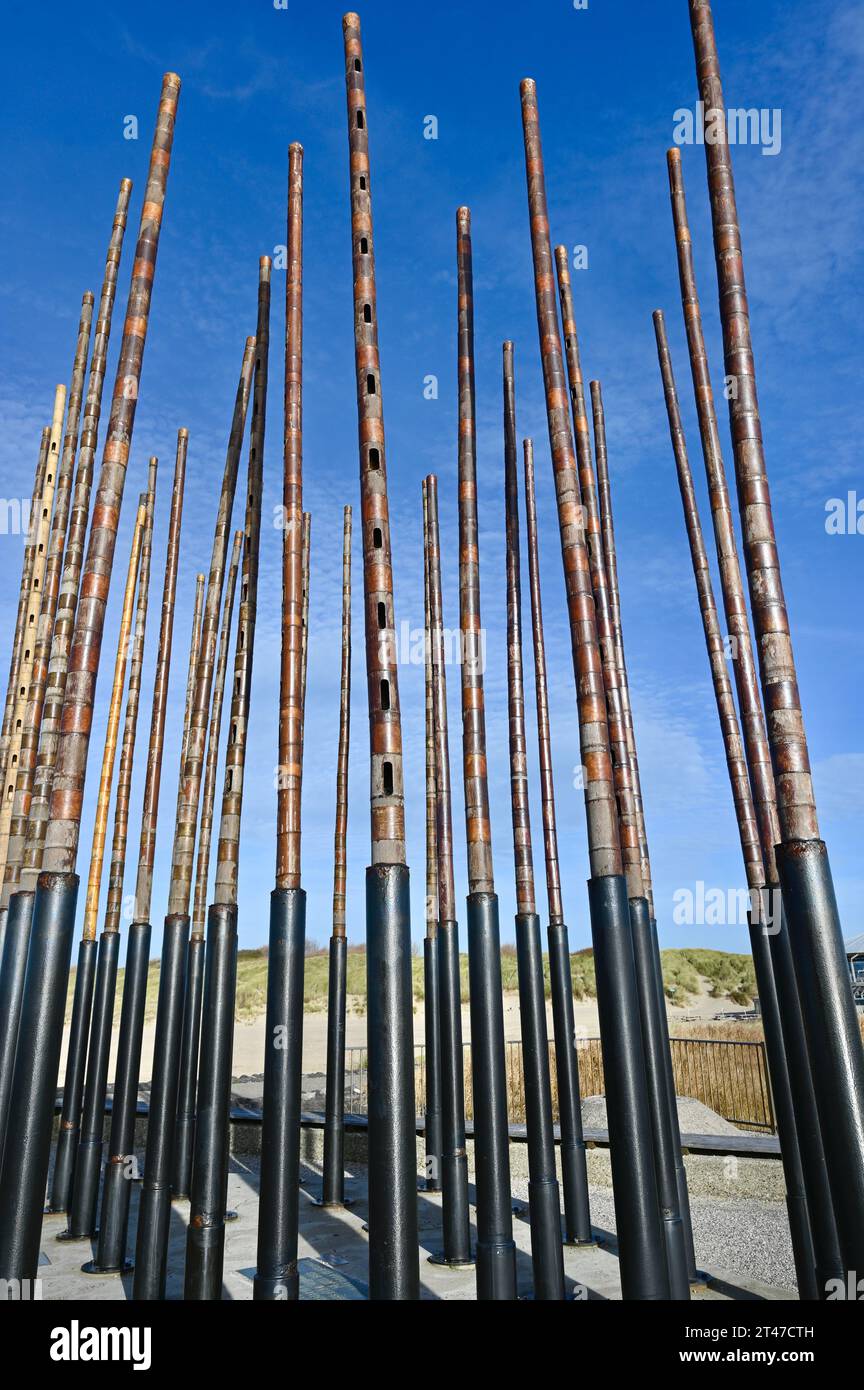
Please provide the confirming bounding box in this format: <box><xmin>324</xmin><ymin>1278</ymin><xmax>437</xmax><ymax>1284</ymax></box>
<box><xmin>186</xmin><ymin>257</ymin><xmax>270</xmax><ymax>1301</ymax></box>
<box><xmin>16</xmin><ymin>179</ymin><xmax>134</xmax><ymax>896</ymax></box>
<box><xmin>522</xmin><ymin>442</ymin><xmax>593</xmax><ymax>1247</ymax></box>
<box><xmin>520</xmin><ymin>75</ymin><xmax>669</xmax><ymax>1299</ymax></box>
<box><xmin>424</xmin><ymin>474</ymin><xmax>473</xmax><ymax>1267</ymax></box>
<box><xmin>422</xmin><ymin>480</ymin><xmax>442</xmax><ymax>1193</ymax></box>
<box><xmin>341</xmin><ymin>13</ymin><xmax>418</xmax><ymax>1302</ymax></box>
<box><xmin>321</xmin><ymin>504</ymin><xmax>352</xmax><ymax>1208</ymax></box>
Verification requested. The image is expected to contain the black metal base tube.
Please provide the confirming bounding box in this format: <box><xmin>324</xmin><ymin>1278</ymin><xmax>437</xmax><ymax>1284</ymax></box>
<box><xmin>63</xmin><ymin>931</ymin><xmax>121</xmax><ymax>1239</ymax></box>
<box><xmin>171</xmin><ymin>933</ymin><xmax>205</xmax><ymax>1200</ymax></box>
<box><xmin>184</xmin><ymin>903</ymin><xmax>238</xmax><ymax>1300</ymax></box>
<box><xmin>515</xmin><ymin>912</ymin><xmax>565</xmax><ymax>1300</ymax></box>
<box><xmin>0</xmin><ymin>873</ymin><xmax>79</xmax><ymax>1284</ymax></box>
<box><xmin>768</xmin><ymin>903</ymin><xmax>843</xmax><ymax>1292</ymax></box>
<box><xmin>46</xmin><ymin>937</ymin><xmax>98</xmax><ymax>1215</ymax></box>
<box><xmin>747</xmin><ymin>909</ymin><xmax>818</xmax><ymax>1299</ymax></box>
<box><xmin>546</xmin><ymin>920</ymin><xmax>593</xmax><ymax>1245</ymax></box>
<box><xmin>0</xmin><ymin>892</ymin><xmax>41</xmax><ymax>1165</ymax></box>
<box><xmin>321</xmin><ymin>933</ymin><xmax>347</xmax><ymax>1207</ymax></box>
<box><xmin>435</xmin><ymin>918</ymin><xmax>472</xmax><ymax>1266</ymax></box>
<box><xmin>89</xmin><ymin>920</ymin><xmax>151</xmax><ymax>1275</ymax></box>
<box><xmin>587</xmin><ymin>874</ymin><xmax>669</xmax><ymax>1300</ymax></box>
<box><xmin>254</xmin><ymin>886</ymin><xmax>306</xmax><ymax>1301</ymax></box>
<box><xmin>467</xmin><ymin>892</ymin><xmax>516</xmax><ymax>1300</ymax></box>
<box><xmin>775</xmin><ymin>838</ymin><xmax>864</xmax><ymax>1270</ymax></box>
<box><xmin>132</xmin><ymin>913</ymin><xmax>189</xmax><ymax>1300</ymax></box>
<box><xmin>629</xmin><ymin>898</ymin><xmax>690</xmax><ymax>1300</ymax></box>
<box><xmin>365</xmin><ymin>864</ymin><xmax>419</xmax><ymax>1301</ymax></box>
<box><xmin>423</xmin><ymin>935</ymin><xmax>442</xmax><ymax>1191</ymax></box>
<box><xmin>648</xmin><ymin>918</ymin><xmax>698</xmax><ymax>1283</ymax></box>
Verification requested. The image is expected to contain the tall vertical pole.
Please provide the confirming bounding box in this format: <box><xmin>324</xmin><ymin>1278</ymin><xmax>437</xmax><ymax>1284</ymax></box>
<box><xmin>321</xmin><ymin>505</ymin><xmax>352</xmax><ymax>1209</ymax></box>
<box><xmin>504</xmin><ymin>345</ymin><xmax>564</xmax><ymax>1298</ymax></box>
<box><xmin>455</xmin><ymin>208</ymin><xmax>516</xmax><ymax>1302</ymax></box>
<box><xmin>425</xmin><ymin>474</ymin><xmax>473</xmax><ymax>1269</ymax></box>
<box><xmin>522</xmin><ymin>441</ymin><xmax>593</xmax><ymax>1249</ymax></box>
<box><xmin>134</xmin><ymin>334</ymin><xmax>253</xmax><ymax>1303</ymax></box>
<box><xmin>0</xmin><ymin>74</ymin><xmax>179</xmax><ymax>1285</ymax></box>
<box><xmin>520</xmin><ymin>76</ymin><xmax>668</xmax><ymax>1299</ymax></box>
<box><xmin>186</xmin><ymin>257</ymin><xmax>269</xmax><ymax>1302</ymax></box>
<box><xmin>172</xmin><ymin>529</ymin><xmax>242</xmax><ymax>1202</ymax></box>
<box><xmin>341</xmin><ymin>13</ymin><xmax>418</xmax><ymax>1302</ymax></box>
<box><xmin>665</xmin><ymin>148</ymin><xmax>843</xmax><ymax>1290</ymax></box>
<box><xmin>689</xmin><ymin>0</ymin><xmax>864</xmax><ymax>1266</ymax></box>
<box><xmin>255</xmin><ymin>144</ymin><xmax>307</xmax><ymax>1303</ymax></box>
<box><xmin>654</xmin><ymin>309</ymin><xmax>827</xmax><ymax>1299</ymax></box>
<box><xmin>91</xmin><ymin>431</ymin><xmax>188</xmax><ymax>1276</ymax></box>
<box><xmin>422</xmin><ymin>481</ymin><xmax>442</xmax><ymax>1193</ymax></box>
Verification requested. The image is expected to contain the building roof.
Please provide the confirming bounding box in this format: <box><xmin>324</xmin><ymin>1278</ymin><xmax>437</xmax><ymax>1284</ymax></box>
<box><xmin>845</xmin><ymin>932</ymin><xmax>864</xmax><ymax>955</ymax></box>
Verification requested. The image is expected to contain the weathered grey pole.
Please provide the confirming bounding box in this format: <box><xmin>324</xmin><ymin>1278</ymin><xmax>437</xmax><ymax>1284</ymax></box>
<box><xmin>665</xmin><ymin>147</ymin><xmax>844</xmax><ymax>1294</ymax></box>
<box><xmin>589</xmin><ymin>376</ymin><xmax>698</xmax><ymax>1284</ymax></box>
<box><xmin>321</xmin><ymin>505</ymin><xmax>352</xmax><ymax>1209</ymax></box>
<box><xmin>186</xmin><ymin>257</ymin><xmax>270</xmax><ymax>1302</ymax></box>
<box><xmin>522</xmin><ymin>438</ymin><xmax>594</xmax><ymax>1250</ymax></box>
<box><xmin>653</xmin><ymin>310</ymin><xmax>823</xmax><ymax>1299</ymax></box>
<box><xmin>503</xmin><ymin>345</ymin><xmax>564</xmax><ymax>1300</ymax></box>
<box><xmin>422</xmin><ymin>480</ymin><xmax>443</xmax><ymax>1194</ymax></box>
<box><xmin>0</xmin><ymin>76</ymin><xmax>178</xmax><ymax>1287</ymax></box>
<box><xmin>425</xmin><ymin>474</ymin><xmax>473</xmax><ymax>1269</ymax></box>
<box><xmin>255</xmin><ymin>146</ymin><xmax>307</xmax><ymax>1303</ymax></box>
<box><xmin>520</xmin><ymin>76</ymin><xmax>668</xmax><ymax>1299</ymax></box>
<box><xmin>456</xmin><ymin>208</ymin><xmax>516</xmax><ymax>1302</ymax></box>
<box><xmin>90</xmin><ymin>430</ymin><xmax>188</xmax><ymax>1276</ymax></box>
<box><xmin>689</xmin><ymin>0</ymin><xmax>864</xmax><ymax>1269</ymax></box>
<box><xmin>134</xmin><ymin>334</ymin><xmax>254</xmax><ymax>1302</ymax></box>
<box><xmin>340</xmin><ymin>13</ymin><xmax>418</xmax><ymax>1302</ymax></box>
<box><xmin>172</xmin><ymin>528</ymin><xmax>242</xmax><ymax>1202</ymax></box>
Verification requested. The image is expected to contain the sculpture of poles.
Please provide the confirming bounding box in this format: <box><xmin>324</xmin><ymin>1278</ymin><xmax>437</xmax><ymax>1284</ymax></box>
<box><xmin>424</xmin><ymin>474</ymin><xmax>473</xmax><ymax>1269</ymax></box>
<box><xmin>522</xmin><ymin>439</ymin><xmax>593</xmax><ymax>1250</ymax></box>
<box><xmin>91</xmin><ymin>431</ymin><xmax>189</xmax><ymax>1276</ymax></box>
<box><xmin>665</xmin><ymin>147</ymin><xmax>844</xmax><ymax>1292</ymax></box>
<box><xmin>134</xmin><ymin>337</ymin><xmax>253</xmax><ymax>1303</ymax></box>
<box><xmin>455</xmin><ymin>206</ymin><xmax>515</xmax><ymax>1301</ymax></box>
<box><xmin>339</xmin><ymin>13</ymin><xmax>418</xmax><ymax>1302</ymax></box>
<box><xmin>653</xmin><ymin>310</ymin><xmax>829</xmax><ymax>1299</ymax></box>
<box><xmin>422</xmin><ymin>481</ymin><xmax>442</xmax><ymax>1194</ymax></box>
<box><xmin>0</xmin><ymin>74</ymin><xmax>179</xmax><ymax>1288</ymax></box>
<box><xmin>590</xmin><ymin>377</ymin><xmax>698</xmax><ymax>1285</ymax></box>
<box><xmin>503</xmin><ymin>343</ymin><xmax>564</xmax><ymax>1299</ymax></box>
<box><xmin>519</xmin><ymin>76</ymin><xmax>669</xmax><ymax>1300</ymax></box>
<box><xmin>321</xmin><ymin>505</ymin><xmax>352</xmax><ymax>1209</ymax></box>
<box><xmin>689</xmin><ymin>0</ymin><xmax>864</xmax><ymax>1265</ymax></box>
<box><xmin>255</xmin><ymin>143</ymin><xmax>307</xmax><ymax>1303</ymax></box>
<box><xmin>172</xmin><ymin>528</ymin><xmax>242</xmax><ymax>1202</ymax></box>
<box><xmin>186</xmin><ymin>256</ymin><xmax>270</xmax><ymax>1302</ymax></box>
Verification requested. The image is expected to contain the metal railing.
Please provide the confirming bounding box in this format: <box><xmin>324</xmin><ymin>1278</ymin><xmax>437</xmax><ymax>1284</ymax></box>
<box><xmin>344</xmin><ymin>1035</ymin><xmax>775</xmax><ymax>1134</ymax></box>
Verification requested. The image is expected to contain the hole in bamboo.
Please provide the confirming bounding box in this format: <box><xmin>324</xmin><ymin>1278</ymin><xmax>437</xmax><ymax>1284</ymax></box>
<box><xmin>354</xmin><ymin>58</ymin><xmax>361</xmax><ymax>71</ymax></box>
<box><xmin>377</xmin><ymin>601</ymin><xmax>386</xmax><ymax>629</ymax></box>
<box><xmin>363</xmin><ymin>303</ymin><xmax>372</xmax><ymax>323</ymax></box>
<box><xmin>366</xmin><ymin>374</ymin><xmax>376</xmax><ymax>395</ymax></box>
<box><xmin>359</xmin><ymin>237</ymin><xmax>368</xmax><ymax>254</ymax></box>
<box><xmin>373</xmin><ymin>526</ymin><xmax>382</xmax><ymax>548</ymax></box>
<box><xmin>356</xmin><ymin>110</ymin><xmax>365</xmax><ymax>129</ymax></box>
<box><xmin>382</xmin><ymin>761</ymin><xmax>393</xmax><ymax>795</ymax></box>
<box><xmin>359</xmin><ymin>176</ymin><xmax>366</xmax><ymax>190</ymax></box>
<box><xmin>231</xmin><ymin>722</ymin><xmax>238</xmax><ymax>744</ymax></box>
<box><xmin>369</xmin><ymin>447</ymin><xmax>380</xmax><ymax>469</ymax></box>
<box><xmin>380</xmin><ymin>678</ymin><xmax>390</xmax><ymax>710</ymax></box>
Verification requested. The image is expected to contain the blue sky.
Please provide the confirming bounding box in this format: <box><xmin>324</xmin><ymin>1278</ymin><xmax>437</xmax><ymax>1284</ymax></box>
<box><xmin>1</xmin><ymin>0</ymin><xmax>861</xmax><ymax>955</ymax></box>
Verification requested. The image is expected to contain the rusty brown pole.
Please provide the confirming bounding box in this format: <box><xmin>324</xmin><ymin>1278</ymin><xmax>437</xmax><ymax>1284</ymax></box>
<box><xmin>340</xmin><ymin>13</ymin><xmax>418</xmax><ymax>1302</ymax></box>
<box><xmin>520</xmin><ymin>76</ymin><xmax>669</xmax><ymax>1299</ymax></box>
<box><xmin>665</xmin><ymin>144</ymin><xmax>845</xmax><ymax>1289</ymax></box>
<box><xmin>503</xmin><ymin>339</ymin><xmax>564</xmax><ymax>1299</ymax></box>
<box><xmin>688</xmin><ymin>0</ymin><xmax>864</xmax><ymax>1265</ymax></box>
<box><xmin>424</xmin><ymin>474</ymin><xmax>472</xmax><ymax>1267</ymax></box>
<box><xmin>455</xmin><ymin>209</ymin><xmax>515</xmax><ymax>1301</ymax></box>
<box><xmin>49</xmin><ymin>500</ymin><xmax>146</xmax><ymax>1217</ymax></box>
<box><xmin>421</xmin><ymin>480</ymin><xmax>442</xmax><ymax>1193</ymax></box>
<box><xmin>300</xmin><ymin>511</ymin><xmax>311</xmax><ymax>713</ymax></box>
<box><xmin>91</xmin><ymin>431</ymin><xmax>188</xmax><ymax>1276</ymax></box>
<box><xmin>15</xmin><ymin>180</ymin><xmax>134</xmax><ymax>901</ymax></box>
<box><xmin>653</xmin><ymin>309</ymin><xmax>826</xmax><ymax>1299</ymax></box>
<box><xmin>187</xmin><ymin>257</ymin><xmax>270</xmax><ymax>1302</ymax></box>
<box><xmin>64</xmin><ymin>469</ymin><xmax>156</xmax><ymax>1240</ymax></box>
<box><xmin>522</xmin><ymin>442</ymin><xmax>593</xmax><ymax>1248</ymax></box>
<box><xmin>321</xmin><ymin>504</ymin><xmax>352</xmax><ymax>1209</ymax></box>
